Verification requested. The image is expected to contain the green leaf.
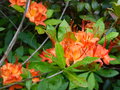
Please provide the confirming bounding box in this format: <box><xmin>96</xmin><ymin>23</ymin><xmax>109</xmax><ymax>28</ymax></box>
<box><xmin>96</xmin><ymin>68</ymin><xmax>119</xmax><ymax>78</ymax></box>
<box><xmin>91</xmin><ymin>0</ymin><xmax>99</xmax><ymax>10</ymax></box>
<box><xmin>31</xmin><ymin>84</ymin><xmax>38</xmax><ymax>90</ymax></box>
<box><xmin>88</xmin><ymin>73</ymin><xmax>95</xmax><ymax>90</ymax></box>
<box><xmin>77</xmin><ymin>2</ymin><xmax>85</xmax><ymax>12</ymax></box>
<box><xmin>112</xmin><ymin>2</ymin><xmax>120</xmax><ymax>18</ymax></box>
<box><xmin>85</xmin><ymin>3</ymin><xmax>92</xmax><ymax>13</ymax></box>
<box><xmin>86</xmin><ymin>28</ymin><xmax>94</xmax><ymax>33</ymax></box>
<box><xmin>29</xmin><ymin>49</ymin><xmax>39</xmax><ymax>58</ymax></box>
<box><xmin>4</xmin><ymin>30</ymin><xmax>14</xmax><ymax>50</ymax></box>
<box><xmin>66</xmin><ymin>57</ymin><xmax>98</xmax><ymax>70</ymax></box>
<box><xmin>18</xmin><ymin>32</ymin><xmax>38</xmax><ymax>49</ymax></box>
<box><xmin>28</xmin><ymin>61</ymin><xmax>57</xmax><ymax>73</ymax></box>
<box><xmin>110</xmin><ymin>55</ymin><xmax>120</xmax><ymax>65</ymax></box>
<box><xmin>58</xmin><ymin>20</ymin><xmax>71</xmax><ymax>41</ymax></box>
<box><xmin>35</xmin><ymin>26</ymin><xmax>45</xmax><ymax>34</ymax></box>
<box><xmin>46</xmin><ymin>9</ymin><xmax>54</xmax><ymax>18</ymax></box>
<box><xmin>15</xmin><ymin>46</ymin><xmax>24</xmax><ymax>57</ymax></box>
<box><xmin>8</xmin><ymin>51</ymin><xmax>15</xmax><ymax>63</ymax></box>
<box><xmin>55</xmin><ymin>42</ymin><xmax>66</xmax><ymax>68</ymax></box>
<box><xmin>26</xmin><ymin>71</ymin><xmax>32</xmax><ymax>90</ymax></box>
<box><xmin>12</xmin><ymin>5</ymin><xmax>24</xmax><ymax>12</ymax></box>
<box><xmin>64</xmin><ymin>32</ymin><xmax>77</xmax><ymax>41</ymax></box>
<box><xmin>98</xmin><ymin>32</ymin><xmax>119</xmax><ymax>44</ymax></box>
<box><xmin>46</xmin><ymin>25</ymin><xmax>57</xmax><ymax>43</ymax></box>
<box><xmin>94</xmin><ymin>74</ymin><xmax>103</xmax><ymax>83</ymax></box>
<box><xmin>45</xmin><ymin>19</ymin><xmax>62</xmax><ymax>25</ymax></box>
<box><xmin>38</xmin><ymin>74</ymin><xmax>67</xmax><ymax>90</ymax></box>
<box><xmin>106</xmin><ymin>28</ymin><xmax>116</xmax><ymax>35</ymax></box>
<box><xmin>93</xmin><ymin>18</ymin><xmax>105</xmax><ymax>38</ymax></box>
<box><xmin>64</xmin><ymin>71</ymin><xmax>88</xmax><ymax>89</ymax></box>
<box><xmin>21</xmin><ymin>68</ymin><xmax>31</xmax><ymax>79</ymax></box>
<box><xmin>0</xmin><ymin>27</ymin><xmax>5</xmax><ymax>31</ymax></box>
<box><xmin>79</xmin><ymin>15</ymin><xmax>96</xmax><ymax>22</ymax></box>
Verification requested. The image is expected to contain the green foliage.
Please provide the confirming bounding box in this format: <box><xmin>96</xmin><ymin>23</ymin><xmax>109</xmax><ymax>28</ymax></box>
<box><xmin>18</xmin><ymin>32</ymin><xmax>39</xmax><ymax>49</ymax></box>
<box><xmin>91</xmin><ymin>0</ymin><xmax>99</xmax><ymax>11</ymax></box>
<box><xmin>12</xmin><ymin>5</ymin><xmax>24</xmax><ymax>12</ymax></box>
<box><xmin>38</xmin><ymin>74</ymin><xmax>68</xmax><ymax>90</ymax></box>
<box><xmin>15</xmin><ymin>46</ymin><xmax>24</xmax><ymax>57</ymax></box>
<box><xmin>66</xmin><ymin>57</ymin><xmax>98</xmax><ymax>70</ymax></box>
<box><xmin>45</xmin><ymin>19</ymin><xmax>62</xmax><ymax>25</ymax></box>
<box><xmin>1</xmin><ymin>0</ymin><xmax>120</xmax><ymax>90</ymax></box>
<box><xmin>93</xmin><ymin>18</ymin><xmax>105</xmax><ymax>38</ymax></box>
<box><xmin>0</xmin><ymin>27</ymin><xmax>5</xmax><ymax>31</ymax></box>
<box><xmin>112</xmin><ymin>2</ymin><xmax>120</xmax><ymax>18</ymax></box>
<box><xmin>79</xmin><ymin>15</ymin><xmax>96</xmax><ymax>22</ymax></box>
<box><xmin>64</xmin><ymin>71</ymin><xmax>88</xmax><ymax>89</ymax></box>
<box><xmin>26</xmin><ymin>71</ymin><xmax>32</xmax><ymax>90</ymax></box>
<box><xmin>35</xmin><ymin>26</ymin><xmax>45</xmax><ymax>34</ymax></box>
<box><xmin>98</xmin><ymin>32</ymin><xmax>119</xmax><ymax>44</ymax></box>
<box><xmin>58</xmin><ymin>20</ymin><xmax>71</xmax><ymax>41</ymax></box>
<box><xmin>85</xmin><ymin>3</ymin><xmax>92</xmax><ymax>13</ymax></box>
<box><xmin>55</xmin><ymin>42</ymin><xmax>66</xmax><ymax>68</ymax></box>
<box><xmin>77</xmin><ymin>2</ymin><xmax>85</xmax><ymax>12</ymax></box>
<box><xmin>46</xmin><ymin>25</ymin><xmax>57</xmax><ymax>42</ymax></box>
<box><xmin>96</xmin><ymin>68</ymin><xmax>119</xmax><ymax>78</ymax></box>
<box><xmin>29</xmin><ymin>61</ymin><xmax>58</xmax><ymax>73</ymax></box>
<box><xmin>46</xmin><ymin>9</ymin><xmax>54</xmax><ymax>18</ymax></box>
<box><xmin>88</xmin><ymin>73</ymin><xmax>95</xmax><ymax>90</ymax></box>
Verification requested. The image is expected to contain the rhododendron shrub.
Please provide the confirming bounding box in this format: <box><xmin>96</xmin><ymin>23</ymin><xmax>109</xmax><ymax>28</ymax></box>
<box><xmin>0</xmin><ymin>0</ymin><xmax>120</xmax><ymax>90</ymax></box>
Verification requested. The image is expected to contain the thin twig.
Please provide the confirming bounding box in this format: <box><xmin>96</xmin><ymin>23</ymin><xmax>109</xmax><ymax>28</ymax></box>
<box><xmin>59</xmin><ymin>1</ymin><xmax>69</xmax><ymax>20</ymax></box>
<box><xmin>0</xmin><ymin>71</ymin><xmax>63</xmax><ymax>90</ymax></box>
<box><xmin>0</xmin><ymin>10</ymin><xmax>17</xmax><ymax>29</ymax></box>
<box><xmin>0</xmin><ymin>0</ymin><xmax>31</xmax><ymax>66</ymax></box>
<box><xmin>22</xmin><ymin>36</ymin><xmax>49</xmax><ymax>65</ymax></box>
<box><xmin>22</xmin><ymin>1</ymin><xmax>70</xmax><ymax>65</ymax></box>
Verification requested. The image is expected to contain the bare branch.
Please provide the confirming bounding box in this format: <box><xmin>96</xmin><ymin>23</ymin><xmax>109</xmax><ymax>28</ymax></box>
<box><xmin>22</xmin><ymin>37</ymin><xmax>49</xmax><ymax>65</ymax></box>
<box><xmin>0</xmin><ymin>0</ymin><xmax>31</xmax><ymax>66</ymax></box>
<box><xmin>22</xmin><ymin>1</ymin><xmax>70</xmax><ymax>65</ymax></box>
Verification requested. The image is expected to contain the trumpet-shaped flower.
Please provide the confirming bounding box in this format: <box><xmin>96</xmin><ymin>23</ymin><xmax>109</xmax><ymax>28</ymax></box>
<box><xmin>26</xmin><ymin>2</ymin><xmax>47</xmax><ymax>26</ymax></box>
<box><xmin>0</xmin><ymin>63</ymin><xmax>22</xmax><ymax>85</ymax></box>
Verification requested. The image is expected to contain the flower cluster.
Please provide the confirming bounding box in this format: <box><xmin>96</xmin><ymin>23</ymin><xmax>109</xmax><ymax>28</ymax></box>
<box><xmin>0</xmin><ymin>63</ymin><xmax>40</xmax><ymax>88</ymax></box>
<box><xmin>40</xmin><ymin>31</ymin><xmax>114</xmax><ymax>67</ymax></box>
<box><xmin>0</xmin><ymin>63</ymin><xmax>22</xmax><ymax>85</ymax></box>
<box><xmin>26</xmin><ymin>2</ymin><xmax>47</xmax><ymax>26</ymax></box>
<box><xmin>9</xmin><ymin>0</ymin><xmax>47</xmax><ymax>26</ymax></box>
<box><xmin>9</xmin><ymin>0</ymin><xmax>26</xmax><ymax>6</ymax></box>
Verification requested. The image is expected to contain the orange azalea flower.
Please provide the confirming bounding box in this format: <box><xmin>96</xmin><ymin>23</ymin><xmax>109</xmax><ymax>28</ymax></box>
<box><xmin>60</xmin><ymin>38</ymin><xmax>86</xmax><ymax>66</ymax></box>
<box><xmin>29</xmin><ymin>69</ymin><xmax>40</xmax><ymax>83</ymax></box>
<box><xmin>39</xmin><ymin>31</ymin><xmax>115</xmax><ymax>67</ymax></box>
<box><xmin>39</xmin><ymin>48</ymin><xmax>55</xmax><ymax>63</ymax></box>
<box><xmin>9</xmin><ymin>84</ymin><xmax>23</xmax><ymax>90</ymax></box>
<box><xmin>87</xmin><ymin>44</ymin><xmax>115</xmax><ymax>65</ymax></box>
<box><xmin>26</xmin><ymin>2</ymin><xmax>47</xmax><ymax>26</ymax></box>
<box><xmin>0</xmin><ymin>63</ymin><xmax>22</xmax><ymax>85</ymax></box>
<box><xmin>9</xmin><ymin>0</ymin><xmax>26</xmax><ymax>6</ymax></box>
<box><xmin>74</xmin><ymin>31</ymin><xmax>99</xmax><ymax>47</ymax></box>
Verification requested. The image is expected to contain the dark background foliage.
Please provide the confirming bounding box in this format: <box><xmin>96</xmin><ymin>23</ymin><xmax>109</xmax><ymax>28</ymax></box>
<box><xmin>0</xmin><ymin>0</ymin><xmax>120</xmax><ymax>90</ymax></box>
